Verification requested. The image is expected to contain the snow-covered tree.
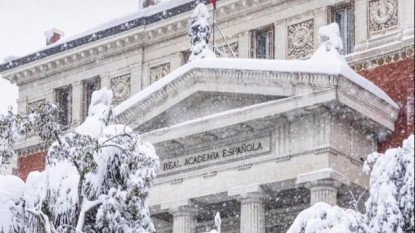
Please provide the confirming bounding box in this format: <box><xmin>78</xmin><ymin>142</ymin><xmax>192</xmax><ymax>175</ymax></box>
<box><xmin>189</xmin><ymin>3</ymin><xmax>216</xmax><ymax>62</ymax></box>
<box><xmin>0</xmin><ymin>88</ymin><xmax>159</xmax><ymax>233</ymax></box>
<box><xmin>363</xmin><ymin>135</ymin><xmax>414</xmax><ymax>233</ymax></box>
<box><xmin>0</xmin><ymin>103</ymin><xmax>60</xmax><ymax>167</ymax></box>
<box><xmin>288</xmin><ymin>134</ymin><xmax>414</xmax><ymax>233</ymax></box>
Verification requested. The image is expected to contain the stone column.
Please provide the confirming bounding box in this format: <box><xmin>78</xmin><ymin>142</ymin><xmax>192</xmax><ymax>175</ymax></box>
<box><xmin>306</xmin><ymin>179</ymin><xmax>341</xmax><ymax>206</ymax></box>
<box><xmin>170</xmin><ymin>205</ymin><xmax>197</xmax><ymax>233</ymax></box>
<box><xmin>239</xmin><ymin>192</ymin><xmax>266</xmax><ymax>233</ymax></box>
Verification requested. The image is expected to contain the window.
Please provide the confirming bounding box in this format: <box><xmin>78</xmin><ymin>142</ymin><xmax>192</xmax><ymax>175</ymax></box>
<box><xmin>55</xmin><ymin>86</ymin><xmax>72</xmax><ymax>126</ymax></box>
<box><xmin>82</xmin><ymin>77</ymin><xmax>100</xmax><ymax>119</ymax></box>
<box><xmin>250</xmin><ymin>25</ymin><xmax>274</xmax><ymax>59</ymax></box>
<box><xmin>330</xmin><ymin>3</ymin><xmax>354</xmax><ymax>54</ymax></box>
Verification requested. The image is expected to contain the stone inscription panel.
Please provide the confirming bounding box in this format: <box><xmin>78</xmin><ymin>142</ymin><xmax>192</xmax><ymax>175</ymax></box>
<box><xmin>160</xmin><ymin>136</ymin><xmax>271</xmax><ymax>175</ymax></box>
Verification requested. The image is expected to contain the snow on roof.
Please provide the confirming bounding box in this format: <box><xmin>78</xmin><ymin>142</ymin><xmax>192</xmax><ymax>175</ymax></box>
<box><xmin>114</xmin><ymin>48</ymin><xmax>399</xmax><ymax>116</ymax></box>
<box><xmin>47</xmin><ymin>0</ymin><xmax>192</xmax><ymax>49</ymax></box>
<box><xmin>0</xmin><ymin>0</ymin><xmax>195</xmax><ymax>72</ymax></box>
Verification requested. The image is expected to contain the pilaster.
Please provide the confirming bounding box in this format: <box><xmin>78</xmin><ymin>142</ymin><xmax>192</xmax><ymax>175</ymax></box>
<box><xmin>130</xmin><ymin>65</ymin><xmax>142</xmax><ymax>95</ymax></box>
<box><xmin>71</xmin><ymin>81</ymin><xmax>82</xmax><ymax>124</ymax></box>
<box><xmin>100</xmin><ymin>74</ymin><xmax>111</xmax><ymax>90</ymax></box>
<box><xmin>237</xmin><ymin>32</ymin><xmax>249</xmax><ymax>58</ymax></box>
<box><xmin>398</xmin><ymin>0</ymin><xmax>414</xmax><ymax>38</ymax></box>
<box><xmin>354</xmin><ymin>0</ymin><xmax>369</xmax><ymax>51</ymax></box>
<box><xmin>313</xmin><ymin>7</ymin><xmax>328</xmax><ymax>50</ymax></box>
<box><xmin>274</xmin><ymin>20</ymin><xmax>287</xmax><ymax>59</ymax></box>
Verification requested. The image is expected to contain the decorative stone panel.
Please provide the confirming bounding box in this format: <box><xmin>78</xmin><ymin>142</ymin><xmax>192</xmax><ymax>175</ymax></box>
<box><xmin>288</xmin><ymin>19</ymin><xmax>314</xmax><ymax>59</ymax></box>
<box><xmin>26</xmin><ymin>99</ymin><xmax>45</xmax><ymax>114</ymax></box>
<box><xmin>369</xmin><ymin>0</ymin><xmax>398</xmax><ymax>34</ymax></box>
<box><xmin>150</xmin><ymin>63</ymin><xmax>171</xmax><ymax>84</ymax></box>
<box><xmin>111</xmin><ymin>74</ymin><xmax>131</xmax><ymax>105</ymax></box>
<box><xmin>216</xmin><ymin>42</ymin><xmax>239</xmax><ymax>58</ymax></box>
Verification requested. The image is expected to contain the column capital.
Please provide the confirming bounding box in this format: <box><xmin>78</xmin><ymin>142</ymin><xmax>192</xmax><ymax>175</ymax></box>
<box><xmin>237</xmin><ymin>191</ymin><xmax>267</xmax><ymax>204</ymax></box>
<box><xmin>229</xmin><ymin>185</ymin><xmax>268</xmax><ymax>204</ymax></box>
<box><xmin>162</xmin><ymin>199</ymin><xmax>198</xmax><ymax>217</ymax></box>
<box><xmin>169</xmin><ymin>205</ymin><xmax>198</xmax><ymax>217</ymax></box>
<box><xmin>296</xmin><ymin>168</ymin><xmax>350</xmax><ymax>187</ymax></box>
<box><xmin>304</xmin><ymin>179</ymin><xmax>342</xmax><ymax>190</ymax></box>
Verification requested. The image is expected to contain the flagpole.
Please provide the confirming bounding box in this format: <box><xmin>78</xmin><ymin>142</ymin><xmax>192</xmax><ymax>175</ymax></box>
<box><xmin>212</xmin><ymin>6</ymin><xmax>216</xmax><ymax>54</ymax></box>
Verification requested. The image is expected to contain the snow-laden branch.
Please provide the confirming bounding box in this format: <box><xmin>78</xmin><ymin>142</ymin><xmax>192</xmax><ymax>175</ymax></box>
<box><xmin>26</xmin><ymin>208</ymin><xmax>53</xmax><ymax>233</ymax></box>
<box><xmin>75</xmin><ymin>197</ymin><xmax>103</xmax><ymax>232</ymax></box>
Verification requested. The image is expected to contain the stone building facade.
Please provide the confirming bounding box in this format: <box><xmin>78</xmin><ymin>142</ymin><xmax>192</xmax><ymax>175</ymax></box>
<box><xmin>0</xmin><ymin>0</ymin><xmax>413</xmax><ymax>232</ymax></box>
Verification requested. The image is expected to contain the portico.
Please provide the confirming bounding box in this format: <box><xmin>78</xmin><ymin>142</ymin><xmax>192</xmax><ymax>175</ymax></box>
<box><xmin>114</xmin><ymin>54</ymin><xmax>399</xmax><ymax>232</ymax></box>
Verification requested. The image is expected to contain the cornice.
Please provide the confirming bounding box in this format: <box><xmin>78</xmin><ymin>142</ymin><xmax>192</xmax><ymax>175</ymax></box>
<box><xmin>0</xmin><ymin>0</ymin><xmax>284</xmax><ymax>78</ymax></box>
<box><xmin>2</xmin><ymin>0</ymin><xmax>313</xmax><ymax>84</ymax></box>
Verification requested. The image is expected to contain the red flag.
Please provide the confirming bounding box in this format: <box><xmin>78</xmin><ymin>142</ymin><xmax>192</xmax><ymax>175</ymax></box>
<box><xmin>209</xmin><ymin>0</ymin><xmax>216</xmax><ymax>9</ymax></box>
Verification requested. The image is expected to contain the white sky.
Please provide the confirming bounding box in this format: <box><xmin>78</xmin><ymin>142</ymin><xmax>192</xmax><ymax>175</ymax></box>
<box><xmin>0</xmin><ymin>0</ymin><xmax>139</xmax><ymax>114</ymax></box>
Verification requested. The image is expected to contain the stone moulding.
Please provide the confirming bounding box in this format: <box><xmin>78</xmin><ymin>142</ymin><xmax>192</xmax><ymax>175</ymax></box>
<box><xmin>115</xmin><ymin>67</ymin><xmax>398</xmax><ymax>134</ymax></box>
<box><xmin>350</xmin><ymin>45</ymin><xmax>414</xmax><ymax>72</ymax></box>
<box><xmin>0</xmin><ymin>0</ymin><xmax>286</xmax><ymax>77</ymax></box>
<box><xmin>16</xmin><ymin>144</ymin><xmax>49</xmax><ymax>157</ymax></box>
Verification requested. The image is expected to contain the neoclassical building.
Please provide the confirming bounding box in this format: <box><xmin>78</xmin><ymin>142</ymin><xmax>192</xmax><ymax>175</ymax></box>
<box><xmin>0</xmin><ymin>0</ymin><xmax>413</xmax><ymax>232</ymax></box>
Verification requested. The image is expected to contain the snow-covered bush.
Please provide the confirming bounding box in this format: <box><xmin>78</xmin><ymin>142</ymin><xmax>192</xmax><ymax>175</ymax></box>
<box><xmin>364</xmin><ymin>135</ymin><xmax>414</xmax><ymax>233</ymax></box>
<box><xmin>286</xmin><ymin>202</ymin><xmax>367</xmax><ymax>233</ymax></box>
<box><xmin>0</xmin><ymin>175</ymin><xmax>25</xmax><ymax>233</ymax></box>
<box><xmin>0</xmin><ymin>103</ymin><xmax>60</xmax><ymax>167</ymax></box>
<box><xmin>0</xmin><ymin>88</ymin><xmax>159</xmax><ymax>233</ymax></box>
<box><xmin>189</xmin><ymin>3</ymin><xmax>216</xmax><ymax>62</ymax></box>
<box><xmin>288</xmin><ymin>135</ymin><xmax>414</xmax><ymax>233</ymax></box>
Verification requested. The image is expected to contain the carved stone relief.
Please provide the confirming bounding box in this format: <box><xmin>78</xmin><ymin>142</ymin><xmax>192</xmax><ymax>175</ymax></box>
<box><xmin>369</xmin><ymin>0</ymin><xmax>398</xmax><ymax>33</ymax></box>
<box><xmin>150</xmin><ymin>63</ymin><xmax>171</xmax><ymax>84</ymax></box>
<box><xmin>215</xmin><ymin>42</ymin><xmax>239</xmax><ymax>58</ymax></box>
<box><xmin>288</xmin><ymin>19</ymin><xmax>314</xmax><ymax>59</ymax></box>
<box><xmin>111</xmin><ymin>74</ymin><xmax>131</xmax><ymax>105</ymax></box>
<box><xmin>27</xmin><ymin>99</ymin><xmax>45</xmax><ymax>114</ymax></box>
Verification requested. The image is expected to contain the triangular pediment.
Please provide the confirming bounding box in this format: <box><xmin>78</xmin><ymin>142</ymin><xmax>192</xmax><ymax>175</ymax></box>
<box><xmin>114</xmin><ymin>58</ymin><xmax>398</xmax><ymax>136</ymax></box>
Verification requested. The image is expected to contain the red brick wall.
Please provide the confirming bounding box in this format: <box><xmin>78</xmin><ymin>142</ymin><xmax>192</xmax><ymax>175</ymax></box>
<box><xmin>358</xmin><ymin>57</ymin><xmax>415</xmax><ymax>152</ymax></box>
<box><xmin>18</xmin><ymin>151</ymin><xmax>47</xmax><ymax>181</ymax></box>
